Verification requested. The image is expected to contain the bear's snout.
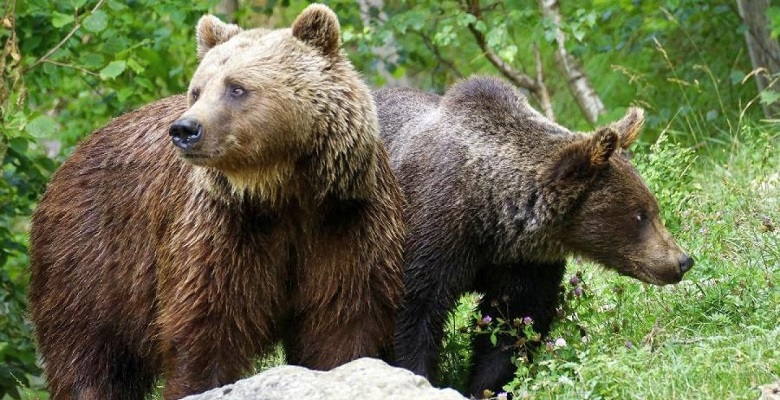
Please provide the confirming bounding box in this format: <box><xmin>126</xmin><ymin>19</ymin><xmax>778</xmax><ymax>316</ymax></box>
<box><xmin>679</xmin><ymin>253</ymin><xmax>694</xmax><ymax>274</ymax></box>
<box><xmin>169</xmin><ymin>118</ymin><xmax>203</xmax><ymax>150</ymax></box>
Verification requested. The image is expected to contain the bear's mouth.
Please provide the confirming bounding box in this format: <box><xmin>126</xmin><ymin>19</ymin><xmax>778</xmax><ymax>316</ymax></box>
<box><xmin>619</xmin><ymin>260</ymin><xmax>680</xmax><ymax>286</ymax></box>
<box><xmin>178</xmin><ymin>151</ymin><xmax>212</xmax><ymax>165</ymax></box>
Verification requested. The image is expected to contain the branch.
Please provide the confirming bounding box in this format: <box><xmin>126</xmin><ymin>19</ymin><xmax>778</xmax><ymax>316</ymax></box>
<box><xmin>538</xmin><ymin>0</ymin><xmax>605</xmax><ymax>125</ymax></box>
<box><xmin>463</xmin><ymin>0</ymin><xmax>555</xmax><ymax>120</ymax></box>
<box><xmin>465</xmin><ymin>0</ymin><xmax>539</xmax><ymax>91</ymax></box>
<box><xmin>533</xmin><ymin>43</ymin><xmax>555</xmax><ymax>120</ymax></box>
<box><xmin>416</xmin><ymin>32</ymin><xmax>464</xmax><ymax>79</ymax></box>
<box><xmin>43</xmin><ymin>59</ymin><xmax>99</xmax><ymax>76</ymax></box>
<box><xmin>24</xmin><ymin>0</ymin><xmax>107</xmax><ymax>72</ymax></box>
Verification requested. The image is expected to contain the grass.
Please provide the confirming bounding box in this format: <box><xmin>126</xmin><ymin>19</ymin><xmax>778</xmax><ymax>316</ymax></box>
<box><xmin>441</xmin><ymin>121</ymin><xmax>780</xmax><ymax>399</ymax></box>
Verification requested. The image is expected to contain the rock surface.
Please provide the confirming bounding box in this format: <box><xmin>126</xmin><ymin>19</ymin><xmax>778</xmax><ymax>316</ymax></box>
<box><xmin>183</xmin><ymin>358</ymin><xmax>467</xmax><ymax>400</ymax></box>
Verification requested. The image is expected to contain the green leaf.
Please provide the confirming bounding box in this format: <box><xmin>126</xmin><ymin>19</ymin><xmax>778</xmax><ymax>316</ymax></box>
<box><xmin>8</xmin><ymin>137</ymin><xmax>28</xmax><ymax>154</ymax></box>
<box><xmin>69</xmin><ymin>0</ymin><xmax>88</xmax><ymax>8</ymax></box>
<box><xmin>490</xmin><ymin>332</ymin><xmax>497</xmax><ymax>346</ymax></box>
<box><xmin>52</xmin><ymin>11</ymin><xmax>75</xmax><ymax>28</ymax></box>
<box><xmin>760</xmin><ymin>90</ymin><xmax>780</xmax><ymax>106</ymax></box>
<box><xmin>83</xmin><ymin>10</ymin><xmax>108</xmax><ymax>33</ymax></box>
<box><xmin>127</xmin><ymin>58</ymin><xmax>145</xmax><ymax>74</ymax></box>
<box><xmin>117</xmin><ymin>87</ymin><xmax>134</xmax><ymax>102</ymax></box>
<box><xmin>730</xmin><ymin>70</ymin><xmax>746</xmax><ymax>85</ymax></box>
<box><xmin>100</xmin><ymin>60</ymin><xmax>127</xmax><ymax>80</ymax></box>
<box><xmin>26</xmin><ymin>115</ymin><xmax>58</xmax><ymax>138</ymax></box>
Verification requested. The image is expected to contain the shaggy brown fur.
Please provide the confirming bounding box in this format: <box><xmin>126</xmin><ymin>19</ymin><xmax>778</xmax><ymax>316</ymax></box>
<box><xmin>28</xmin><ymin>5</ymin><xmax>404</xmax><ymax>400</ymax></box>
<box><xmin>374</xmin><ymin>76</ymin><xmax>693</xmax><ymax>398</ymax></box>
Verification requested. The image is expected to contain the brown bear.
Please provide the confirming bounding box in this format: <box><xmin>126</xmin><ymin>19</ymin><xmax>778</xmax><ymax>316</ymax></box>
<box><xmin>373</xmin><ymin>76</ymin><xmax>694</xmax><ymax>398</ymax></box>
<box><xmin>28</xmin><ymin>5</ymin><xmax>404</xmax><ymax>400</ymax></box>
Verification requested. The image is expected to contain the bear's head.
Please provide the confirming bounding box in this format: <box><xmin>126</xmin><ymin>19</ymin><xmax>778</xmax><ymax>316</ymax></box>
<box><xmin>540</xmin><ymin>108</ymin><xmax>693</xmax><ymax>285</ymax></box>
<box><xmin>170</xmin><ymin>4</ymin><xmax>379</xmax><ymax>203</ymax></box>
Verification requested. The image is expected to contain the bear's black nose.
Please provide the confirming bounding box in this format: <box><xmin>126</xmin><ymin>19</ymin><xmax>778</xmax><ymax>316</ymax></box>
<box><xmin>679</xmin><ymin>253</ymin><xmax>694</xmax><ymax>274</ymax></box>
<box><xmin>169</xmin><ymin>119</ymin><xmax>203</xmax><ymax>150</ymax></box>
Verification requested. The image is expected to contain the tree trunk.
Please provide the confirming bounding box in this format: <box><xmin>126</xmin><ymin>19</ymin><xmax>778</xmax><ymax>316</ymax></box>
<box><xmin>215</xmin><ymin>0</ymin><xmax>238</xmax><ymax>23</ymax></box>
<box><xmin>357</xmin><ymin>0</ymin><xmax>408</xmax><ymax>87</ymax></box>
<box><xmin>538</xmin><ymin>0</ymin><xmax>605</xmax><ymax>125</ymax></box>
<box><xmin>737</xmin><ymin>0</ymin><xmax>780</xmax><ymax>118</ymax></box>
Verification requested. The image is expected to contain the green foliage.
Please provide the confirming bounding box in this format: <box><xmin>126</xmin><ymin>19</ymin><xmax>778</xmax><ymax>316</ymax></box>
<box><xmin>634</xmin><ymin>134</ymin><xmax>696</xmax><ymax>231</ymax></box>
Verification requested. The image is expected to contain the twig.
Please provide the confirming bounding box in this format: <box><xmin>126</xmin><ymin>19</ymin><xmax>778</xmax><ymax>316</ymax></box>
<box><xmin>416</xmin><ymin>32</ymin><xmax>464</xmax><ymax>79</ymax></box>
<box><xmin>465</xmin><ymin>0</ymin><xmax>539</xmax><ymax>91</ymax></box>
<box><xmin>463</xmin><ymin>0</ymin><xmax>558</xmax><ymax>120</ymax></box>
<box><xmin>24</xmin><ymin>0</ymin><xmax>107</xmax><ymax>72</ymax></box>
<box><xmin>43</xmin><ymin>59</ymin><xmax>99</xmax><ymax>76</ymax></box>
<box><xmin>533</xmin><ymin>43</ymin><xmax>555</xmax><ymax>120</ymax></box>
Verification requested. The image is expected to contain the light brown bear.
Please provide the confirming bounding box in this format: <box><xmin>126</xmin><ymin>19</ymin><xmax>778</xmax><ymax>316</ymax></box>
<box><xmin>29</xmin><ymin>5</ymin><xmax>404</xmax><ymax>400</ymax></box>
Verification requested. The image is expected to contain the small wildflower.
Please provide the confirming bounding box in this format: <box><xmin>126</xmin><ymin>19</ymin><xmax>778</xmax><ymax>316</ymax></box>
<box><xmin>501</xmin><ymin>294</ymin><xmax>510</xmax><ymax>302</ymax></box>
<box><xmin>522</xmin><ymin>316</ymin><xmax>533</xmax><ymax>325</ymax></box>
<box><xmin>573</xmin><ymin>286</ymin><xmax>583</xmax><ymax>297</ymax></box>
<box><xmin>569</xmin><ymin>275</ymin><xmax>580</xmax><ymax>286</ymax></box>
<box><xmin>481</xmin><ymin>315</ymin><xmax>492</xmax><ymax>325</ymax></box>
<box><xmin>545</xmin><ymin>340</ymin><xmax>555</xmax><ymax>351</ymax></box>
<box><xmin>699</xmin><ymin>226</ymin><xmax>708</xmax><ymax>234</ymax></box>
<box><xmin>512</xmin><ymin>318</ymin><xmax>522</xmax><ymax>327</ymax></box>
<box><xmin>497</xmin><ymin>392</ymin><xmax>508</xmax><ymax>400</ymax></box>
<box><xmin>581</xmin><ymin>335</ymin><xmax>590</xmax><ymax>344</ymax></box>
<box><xmin>625</xmin><ymin>340</ymin><xmax>634</xmax><ymax>349</ymax></box>
<box><xmin>554</xmin><ymin>338</ymin><xmax>567</xmax><ymax>348</ymax></box>
<box><xmin>490</xmin><ymin>299</ymin><xmax>500</xmax><ymax>307</ymax></box>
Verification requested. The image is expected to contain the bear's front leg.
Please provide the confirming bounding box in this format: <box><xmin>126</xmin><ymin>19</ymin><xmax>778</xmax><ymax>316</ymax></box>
<box><xmin>156</xmin><ymin>283</ymin><xmax>281</xmax><ymax>399</ymax></box>
<box><xmin>160</xmin><ymin>319</ymin><xmax>254</xmax><ymax>399</ymax></box>
<box><xmin>469</xmin><ymin>260</ymin><xmax>566</xmax><ymax>398</ymax></box>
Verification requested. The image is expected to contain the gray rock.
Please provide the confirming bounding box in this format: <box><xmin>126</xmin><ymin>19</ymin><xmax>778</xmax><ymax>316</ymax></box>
<box><xmin>183</xmin><ymin>358</ymin><xmax>467</xmax><ymax>400</ymax></box>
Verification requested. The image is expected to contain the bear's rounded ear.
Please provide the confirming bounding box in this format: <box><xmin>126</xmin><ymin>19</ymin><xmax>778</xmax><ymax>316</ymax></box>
<box><xmin>540</xmin><ymin>128</ymin><xmax>618</xmax><ymax>186</ymax></box>
<box><xmin>292</xmin><ymin>4</ymin><xmax>341</xmax><ymax>57</ymax></box>
<box><xmin>611</xmin><ymin>107</ymin><xmax>645</xmax><ymax>149</ymax></box>
<box><xmin>588</xmin><ymin>127</ymin><xmax>620</xmax><ymax>168</ymax></box>
<box><xmin>196</xmin><ymin>15</ymin><xmax>243</xmax><ymax>60</ymax></box>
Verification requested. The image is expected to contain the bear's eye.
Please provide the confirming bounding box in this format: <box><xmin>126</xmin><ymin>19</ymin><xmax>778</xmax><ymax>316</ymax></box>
<box><xmin>191</xmin><ymin>88</ymin><xmax>200</xmax><ymax>102</ymax></box>
<box><xmin>635</xmin><ymin>212</ymin><xmax>648</xmax><ymax>223</ymax></box>
<box><xmin>228</xmin><ymin>85</ymin><xmax>246</xmax><ymax>98</ymax></box>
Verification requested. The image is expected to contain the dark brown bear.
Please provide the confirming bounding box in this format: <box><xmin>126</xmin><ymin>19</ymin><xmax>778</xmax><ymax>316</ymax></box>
<box><xmin>373</xmin><ymin>76</ymin><xmax>693</xmax><ymax>398</ymax></box>
<box><xmin>28</xmin><ymin>5</ymin><xmax>404</xmax><ymax>400</ymax></box>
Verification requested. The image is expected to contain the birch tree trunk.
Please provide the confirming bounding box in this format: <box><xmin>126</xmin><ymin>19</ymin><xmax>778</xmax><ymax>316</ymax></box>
<box><xmin>215</xmin><ymin>0</ymin><xmax>238</xmax><ymax>23</ymax></box>
<box><xmin>737</xmin><ymin>0</ymin><xmax>780</xmax><ymax>118</ymax></box>
<box><xmin>538</xmin><ymin>0</ymin><xmax>605</xmax><ymax>125</ymax></box>
<box><xmin>357</xmin><ymin>0</ymin><xmax>408</xmax><ymax>87</ymax></box>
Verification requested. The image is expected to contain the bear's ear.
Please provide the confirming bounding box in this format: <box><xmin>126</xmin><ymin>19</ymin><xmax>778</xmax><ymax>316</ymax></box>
<box><xmin>292</xmin><ymin>4</ymin><xmax>341</xmax><ymax>57</ymax></box>
<box><xmin>196</xmin><ymin>15</ymin><xmax>243</xmax><ymax>60</ymax></box>
<box><xmin>543</xmin><ymin>127</ymin><xmax>619</xmax><ymax>184</ymax></box>
<box><xmin>611</xmin><ymin>107</ymin><xmax>644</xmax><ymax>149</ymax></box>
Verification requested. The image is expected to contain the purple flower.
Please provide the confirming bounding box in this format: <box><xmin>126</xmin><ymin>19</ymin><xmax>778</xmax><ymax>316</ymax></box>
<box><xmin>545</xmin><ymin>341</ymin><xmax>555</xmax><ymax>351</ymax></box>
<box><xmin>625</xmin><ymin>340</ymin><xmax>634</xmax><ymax>349</ymax></box>
<box><xmin>523</xmin><ymin>316</ymin><xmax>533</xmax><ymax>325</ymax></box>
<box><xmin>573</xmin><ymin>286</ymin><xmax>583</xmax><ymax>297</ymax></box>
<box><xmin>497</xmin><ymin>392</ymin><xmax>509</xmax><ymax>400</ymax></box>
<box><xmin>569</xmin><ymin>275</ymin><xmax>580</xmax><ymax>286</ymax></box>
<box><xmin>481</xmin><ymin>315</ymin><xmax>492</xmax><ymax>325</ymax></box>
<box><xmin>554</xmin><ymin>338</ymin><xmax>567</xmax><ymax>348</ymax></box>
